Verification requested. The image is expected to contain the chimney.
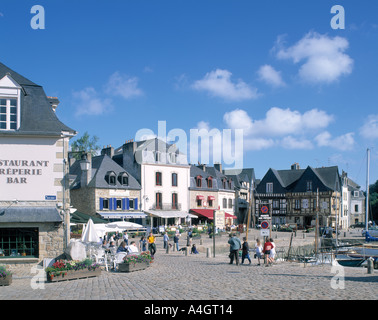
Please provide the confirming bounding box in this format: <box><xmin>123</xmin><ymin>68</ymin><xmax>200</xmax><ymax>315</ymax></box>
<box><xmin>214</xmin><ymin>163</ymin><xmax>222</xmax><ymax>173</ymax></box>
<box><xmin>291</xmin><ymin>163</ymin><xmax>300</xmax><ymax>170</ymax></box>
<box><xmin>101</xmin><ymin>145</ymin><xmax>114</xmax><ymax>158</ymax></box>
<box><xmin>80</xmin><ymin>153</ymin><xmax>92</xmax><ymax>187</ymax></box>
<box><xmin>197</xmin><ymin>164</ymin><xmax>206</xmax><ymax>171</ymax></box>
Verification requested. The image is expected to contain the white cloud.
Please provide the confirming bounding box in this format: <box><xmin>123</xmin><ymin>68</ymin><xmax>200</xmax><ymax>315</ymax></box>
<box><xmin>275</xmin><ymin>32</ymin><xmax>353</xmax><ymax>84</ymax></box>
<box><xmin>224</xmin><ymin>107</ymin><xmax>333</xmax><ymax>138</ymax></box>
<box><xmin>360</xmin><ymin>114</ymin><xmax>378</xmax><ymax>140</ymax></box>
<box><xmin>257</xmin><ymin>65</ymin><xmax>285</xmax><ymax>87</ymax></box>
<box><xmin>244</xmin><ymin>137</ymin><xmax>275</xmax><ymax>151</ymax></box>
<box><xmin>192</xmin><ymin>69</ymin><xmax>259</xmax><ymax>101</ymax></box>
<box><xmin>314</xmin><ymin>131</ymin><xmax>355</xmax><ymax>150</ymax></box>
<box><xmin>280</xmin><ymin>136</ymin><xmax>314</xmax><ymax>150</ymax></box>
<box><xmin>73</xmin><ymin>87</ymin><xmax>113</xmax><ymax>116</ymax></box>
<box><xmin>0</xmin><ymin>12</ymin><xmax>4</xmax><ymax>17</ymax></box>
<box><xmin>105</xmin><ymin>71</ymin><xmax>143</xmax><ymax>99</ymax></box>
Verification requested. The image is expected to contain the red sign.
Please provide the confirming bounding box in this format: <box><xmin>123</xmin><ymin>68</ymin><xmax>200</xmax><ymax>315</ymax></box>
<box><xmin>261</xmin><ymin>206</ymin><xmax>268</xmax><ymax>214</ymax></box>
<box><xmin>261</xmin><ymin>221</ymin><xmax>269</xmax><ymax>229</ymax></box>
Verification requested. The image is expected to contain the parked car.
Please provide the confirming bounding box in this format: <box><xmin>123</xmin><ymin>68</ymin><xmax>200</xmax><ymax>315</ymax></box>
<box><xmin>350</xmin><ymin>222</ymin><xmax>365</xmax><ymax>229</ymax></box>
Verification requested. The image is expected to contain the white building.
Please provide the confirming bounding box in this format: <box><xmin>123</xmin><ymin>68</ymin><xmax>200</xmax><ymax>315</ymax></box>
<box><xmin>113</xmin><ymin>138</ymin><xmax>191</xmax><ymax>230</ymax></box>
<box><xmin>0</xmin><ymin>62</ymin><xmax>76</xmax><ymax>263</ymax></box>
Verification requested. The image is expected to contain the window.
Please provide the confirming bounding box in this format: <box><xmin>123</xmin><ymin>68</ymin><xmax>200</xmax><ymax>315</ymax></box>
<box><xmin>228</xmin><ymin>199</ymin><xmax>233</xmax><ymax>209</ymax></box>
<box><xmin>208</xmin><ymin>199</ymin><xmax>213</xmax><ymax>207</ymax></box>
<box><xmin>0</xmin><ymin>98</ymin><xmax>18</xmax><ymax>130</ymax></box>
<box><xmin>196</xmin><ymin>199</ymin><xmax>202</xmax><ymax>207</ymax></box>
<box><xmin>0</xmin><ymin>228</ymin><xmax>39</xmax><ymax>258</ymax></box>
<box><xmin>129</xmin><ymin>199</ymin><xmax>134</xmax><ymax>209</ymax></box>
<box><xmin>155</xmin><ymin>151</ymin><xmax>161</xmax><ymax>162</ymax></box>
<box><xmin>103</xmin><ymin>199</ymin><xmax>109</xmax><ymax>209</ymax></box>
<box><xmin>172</xmin><ymin>193</ymin><xmax>178</xmax><ymax>209</ymax></box>
<box><xmin>273</xmin><ymin>200</ymin><xmax>279</xmax><ymax>209</ymax></box>
<box><xmin>294</xmin><ymin>199</ymin><xmax>301</xmax><ymax>209</ymax></box>
<box><xmin>118</xmin><ymin>173</ymin><xmax>128</xmax><ymax>186</ymax></box>
<box><xmin>354</xmin><ymin>204</ymin><xmax>359</xmax><ymax>212</ymax></box>
<box><xmin>266</xmin><ymin>183</ymin><xmax>273</xmax><ymax>193</ymax></box>
<box><xmin>156</xmin><ymin>172</ymin><xmax>162</xmax><ymax>186</ymax></box>
<box><xmin>354</xmin><ymin>191</ymin><xmax>359</xmax><ymax>197</ymax></box>
<box><xmin>196</xmin><ymin>176</ymin><xmax>202</xmax><ymax>188</ymax></box>
<box><xmin>116</xmin><ymin>199</ymin><xmax>122</xmax><ymax>209</ymax></box>
<box><xmin>222</xmin><ymin>179</ymin><xmax>227</xmax><ymax>189</ymax></box>
<box><xmin>306</xmin><ymin>181</ymin><xmax>313</xmax><ymax>192</ymax></box>
<box><xmin>156</xmin><ymin>192</ymin><xmax>162</xmax><ymax>209</ymax></box>
<box><xmin>207</xmin><ymin>177</ymin><xmax>213</xmax><ymax>188</ymax></box>
<box><xmin>228</xmin><ymin>180</ymin><xmax>232</xmax><ymax>189</ymax></box>
<box><xmin>223</xmin><ymin>198</ymin><xmax>227</xmax><ymax>208</ymax></box>
<box><xmin>170</xmin><ymin>153</ymin><xmax>177</xmax><ymax>163</ymax></box>
<box><xmin>172</xmin><ymin>173</ymin><xmax>178</xmax><ymax>187</ymax></box>
<box><xmin>105</xmin><ymin>171</ymin><xmax>116</xmax><ymax>185</ymax></box>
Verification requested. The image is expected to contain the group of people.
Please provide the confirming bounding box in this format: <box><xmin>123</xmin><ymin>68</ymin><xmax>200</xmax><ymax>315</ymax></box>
<box><xmin>162</xmin><ymin>230</ymin><xmax>199</xmax><ymax>254</ymax></box>
<box><xmin>228</xmin><ymin>233</ymin><xmax>276</xmax><ymax>266</ymax></box>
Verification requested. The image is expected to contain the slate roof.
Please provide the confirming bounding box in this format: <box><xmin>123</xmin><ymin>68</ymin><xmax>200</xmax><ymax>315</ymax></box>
<box><xmin>190</xmin><ymin>165</ymin><xmax>235</xmax><ymax>191</ymax></box>
<box><xmin>70</xmin><ymin>154</ymin><xmax>141</xmax><ymax>190</ymax></box>
<box><xmin>0</xmin><ymin>206</ymin><xmax>62</xmax><ymax>223</ymax></box>
<box><xmin>0</xmin><ymin>62</ymin><xmax>76</xmax><ymax>136</ymax></box>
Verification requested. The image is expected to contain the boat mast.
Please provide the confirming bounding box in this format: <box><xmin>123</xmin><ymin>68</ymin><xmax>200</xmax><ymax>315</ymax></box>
<box><xmin>365</xmin><ymin>148</ymin><xmax>370</xmax><ymax>232</ymax></box>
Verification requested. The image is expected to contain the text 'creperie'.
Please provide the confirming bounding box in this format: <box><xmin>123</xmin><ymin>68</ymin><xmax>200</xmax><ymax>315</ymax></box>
<box><xmin>0</xmin><ymin>159</ymin><xmax>50</xmax><ymax>184</ymax></box>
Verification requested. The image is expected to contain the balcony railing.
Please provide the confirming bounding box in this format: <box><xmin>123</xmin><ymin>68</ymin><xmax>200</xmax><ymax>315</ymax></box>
<box><xmin>151</xmin><ymin>203</ymin><xmax>182</xmax><ymax>211</ymax></box>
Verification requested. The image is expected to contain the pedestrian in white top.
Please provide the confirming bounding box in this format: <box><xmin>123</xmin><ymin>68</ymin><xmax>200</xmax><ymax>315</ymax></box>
<box><xmin>128</xmin><ymin>241</ymin><xmax>139</xmax><ymax>253</ymax></box>
<box><xmin>255</xmin><ymin>238</ymin><xmax>263</xmax><ymax>266</ymax></box>
<box><xmin>269</xmin><ymin>238</ymin><xmax>276</xmax><ymax>263</ymax></box>
<box><xmin>123</xmin><ymin>232</ymin><xmax>129</xmax><ymax>246</ymax></box>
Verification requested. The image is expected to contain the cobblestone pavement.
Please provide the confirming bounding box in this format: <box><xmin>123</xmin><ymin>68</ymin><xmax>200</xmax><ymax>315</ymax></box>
<box><xmin>0</xmin><ymin>229</ymin><xmax>376</xmax><ymax>301</ymax></box>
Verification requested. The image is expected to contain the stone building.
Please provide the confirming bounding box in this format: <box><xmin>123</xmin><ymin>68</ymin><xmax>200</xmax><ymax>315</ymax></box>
<box><xmin>0</xmin><ymin>62</ymin><xmax>76</xmax><ymax>265</ymax></box>
<box><xmin>69</xmin><ymin>149</ymin><xmax>143</xmax><ymax>223</ymax></box>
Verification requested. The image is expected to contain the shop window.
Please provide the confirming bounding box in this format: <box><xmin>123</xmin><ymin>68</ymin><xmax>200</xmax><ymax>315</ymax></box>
<box><xmin>0</xmin><ymin>228</ymin><xmax>39</xmax><ymax>258</ymax></box>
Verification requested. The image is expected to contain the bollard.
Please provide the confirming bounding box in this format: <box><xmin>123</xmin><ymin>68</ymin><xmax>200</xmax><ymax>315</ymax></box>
<box><xmin>303</xmin><ymin>233</ymin><xmax>306</xmax><ymax>239</ymax></box>
<box><xmin>367</xmin><ymin>257</ymin><xmax>374</xmax><ymax>274</ymax></box>
<box><xmin>200</xmin><ymin>239</ymin><xmax>203</xmax><ymax>245</ymax></box>
<box><xmin>185</xmin><ymin>248</ymin><xmax>188</xmax><ymax>256</ymax></box>
<box><xmin>206</xmin><ymin>247</ymin><xmax>211</xmax><ymax>258</ymax></box>
<box><xmin>344</xmin><ymin>232</ymin><xmax>347</xmax><ymax>238</ymax></box>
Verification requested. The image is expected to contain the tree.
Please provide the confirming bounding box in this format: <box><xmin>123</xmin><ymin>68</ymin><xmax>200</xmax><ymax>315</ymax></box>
<box><xmin>70</xmin><ymin>132</ymin><xmax>100</xmax><ymax>159</ymax></box>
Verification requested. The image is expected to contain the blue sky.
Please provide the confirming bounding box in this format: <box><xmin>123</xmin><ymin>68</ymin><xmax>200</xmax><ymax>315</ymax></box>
<box><xmin>1</xmin><ymin>0</ymin><xmax>378</xmax><ymax>188</ymax></box>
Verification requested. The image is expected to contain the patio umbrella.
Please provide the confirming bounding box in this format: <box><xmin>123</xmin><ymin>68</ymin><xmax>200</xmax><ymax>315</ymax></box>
<box><xmin>81</xmin><ymin>218</ymin><xmax>100</xmax><ymax>243</ymax></box>
<box><xmin>105</xmin><ymin>221</ymin><xmax>145</xmax><ymax>230</ymax></box>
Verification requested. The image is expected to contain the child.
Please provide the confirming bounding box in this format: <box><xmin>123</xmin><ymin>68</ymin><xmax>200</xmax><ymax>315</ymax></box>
<box><xmin>241</xmin><ymin>237</ymin><xmax>251</xmax><ymax>265</ymax></box>
<box><xmin>255</xmin><ymin>238</ymin><xmax>263</xmax><ymax>266</ymax></box>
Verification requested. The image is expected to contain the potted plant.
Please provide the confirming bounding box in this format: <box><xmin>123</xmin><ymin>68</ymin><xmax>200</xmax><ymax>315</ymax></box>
<box><xmin>118</xmin><ymin>251</ymin><xmax>154</xmax><ymax>272</ymax></box>
<box><xmin>0</xmin><ymin>265</ymin><xmax>12</xmax><ymax>286</ymax></box>
<box><xmin>45</xmin><ymin>258</ymin><xmax>101</xmax><ymax>282</ymax></box>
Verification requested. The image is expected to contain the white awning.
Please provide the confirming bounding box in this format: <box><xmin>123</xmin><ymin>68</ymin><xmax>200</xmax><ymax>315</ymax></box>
<box><xmin>98</xmin><ymin>212</ymin><xmax>147</xmax><ymax>219</ymax></box>
<box><xmin>144</xmin><ymin>210</ymin><xmax>196</xmax><ymax>219</ymax></box>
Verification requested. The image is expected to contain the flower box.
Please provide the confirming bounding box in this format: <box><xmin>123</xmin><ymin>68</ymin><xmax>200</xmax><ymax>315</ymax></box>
<box><xmin>45</xmin><ymin>258</ymin><xmax>101</xmax><ymax>283</ymax></box>
<box><xmin>118</xmin><ymin>261</ymin><xmax>149</xmax><ymax>273</ymax></box>
<box><xmin>47</xmin><ymin>268</ymin><xmax>101</xmax><ymax>282</ymax></box>
<box><xmin>0</xmin><ymin>275</ymin><xmax>12</xmax><ymax>286</ymax></box>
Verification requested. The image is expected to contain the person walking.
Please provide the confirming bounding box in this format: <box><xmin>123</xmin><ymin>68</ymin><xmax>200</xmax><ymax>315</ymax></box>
<box><xmin>263</xmin><ymin>238</ymin><xmax>274</xmax><ymax>266</ymax></box>
<box><xmin>241</xmin><ymin>237</ymin><xmax>251</xmax><ymax>265</ymax></box>
<box><xmin>228</xmin><ymin>233</ymin><xmax>242</xmax><ymax>265</ymax></box>
<box><xmin>123</xmin><ymin>232</ymin><xmax>129</xmax><ymax>246</ymax></box>
<box><xmin>255</xmin><ymin>238</ymin><xmax>263</xmax><ymax>266</ymax></box>
<box><xmin>173</xmin><ymin>234</ymin><xmax>180</xmax><ymax>251</ymax></box>
<box><xmin>269</xmin><ymin>238</ymin><xmax>276</xmax><ymax>264</ymax></box>
<box><xmin>147</xmin><ymin>232</ymin><xmax>156</xmax><ymax>256</ymax></box>
<box><xmin>163</xmin><ymin>232</ymin><xmax>169</xmax><ymax>249</ymax></box>
<box><xmin>139</xmin><ymin>236</ymin><xmax>147</xmax><ymax>252</ymax></box>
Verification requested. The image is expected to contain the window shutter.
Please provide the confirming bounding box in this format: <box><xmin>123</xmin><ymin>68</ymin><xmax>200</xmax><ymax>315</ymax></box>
<box><xmin>99</xmin><ymin>198</ymin><xmax>104</xmax><ymax>210</ymax></box>
<box><xmin>126</xmin><ymin>198</ymin><xmax>130</xmax><ymax>210</ymax></box>
<box><xmin>122</xmin><ymin>198</ymin><xmax>126</xmax><ymax>210</ymax></box>
<box><xmin>109</xmin><ymin>198</ymin><xmax>113</xmax><ymax>210</ymax></box>
<box><xmin>134</xmin><ymin>198</ymin><xmax>138</xmax><ymax>210</ymax></box>
<box><xmin>113</xmin><ymin>198</ymin><xmax>117</xmax><ymax>210</ymax></box>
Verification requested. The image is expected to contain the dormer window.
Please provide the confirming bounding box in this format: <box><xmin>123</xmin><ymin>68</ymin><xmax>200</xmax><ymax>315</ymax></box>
<box><xmin>0</xmin><ymin>74</ymin><xmax>21</xmax><ymax>131</ymax></box>
<box><xmin>196</xmin><ymin>175</ymin><xmax>202</xmax><ymax>188</ymax></box>
<box><xmin>222</xmin><ymin>178</ymin><xmax>227</xmax><ymax>189</ymax></box>
<box><xmin>105</xmin><ymin>171</ymin><xmax>116</xmax><ymax>185</ymax></box>
<box><xmin>118</xmin><ymin>172</ymin><xmax>129</xmax><ymax>186</ymax></box>
<box><xmin>207</xmin><ymin>177</ymin><xmax>213</xmax><ymax>188</ymax></box>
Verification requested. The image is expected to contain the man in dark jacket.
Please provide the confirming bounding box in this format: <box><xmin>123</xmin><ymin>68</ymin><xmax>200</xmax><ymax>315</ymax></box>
<box><xmin>228</xmin><ymin>233</ymin><xmax>242</xmax><ymax>265</ymax></box>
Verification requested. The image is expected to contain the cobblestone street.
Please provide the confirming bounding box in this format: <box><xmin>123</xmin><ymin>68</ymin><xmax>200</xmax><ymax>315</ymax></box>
<box><xmin>1</xmin><ymin>230</ymin><xmax>377</xmax><ymax>302</ymax></box>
